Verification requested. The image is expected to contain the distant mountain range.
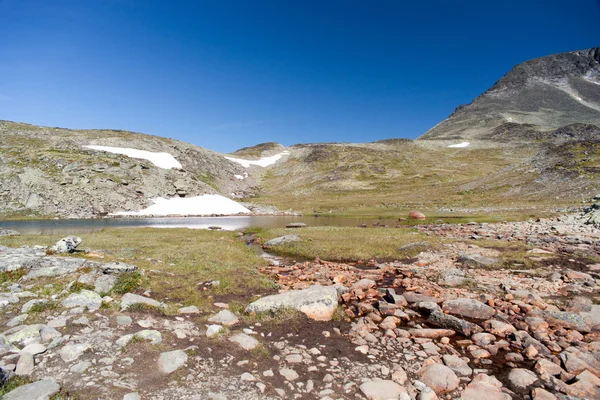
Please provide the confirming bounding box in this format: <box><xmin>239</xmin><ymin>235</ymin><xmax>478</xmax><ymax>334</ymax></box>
<box><xmin>1</xmin><ymin>47</ymin><xmax>599</xmax><ymax>218</ymax></box>
<box><xmin>419</xmin><ymin>47</ymin><xmax>600</xmax><ymax>141</ymax></box>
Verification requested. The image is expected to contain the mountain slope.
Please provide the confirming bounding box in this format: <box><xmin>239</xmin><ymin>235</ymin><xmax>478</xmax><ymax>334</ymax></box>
<box><xmin>419</xmin><ymin>47</ymin><xmax>600</xmax><ymax>141</ymax></box>
<box><xmin>0</xmin><ymin>121</ymin><xmax>258</xmax><ymax>218</ymax></box>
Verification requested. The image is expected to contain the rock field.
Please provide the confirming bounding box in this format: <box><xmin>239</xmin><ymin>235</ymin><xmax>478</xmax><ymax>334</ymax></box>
<box><xmin>0</xmin><ymin>208</ymin><xmax>599</xmax><ymax>399</ymax></box>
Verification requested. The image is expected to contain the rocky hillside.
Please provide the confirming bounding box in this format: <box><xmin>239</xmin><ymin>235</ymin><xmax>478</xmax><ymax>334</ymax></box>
<box><xmin>0</xmin><ymin>121</ymin><xmax>260</xmax><ymax>218</ymax></box>
<box><xmin>419</xmin><ymin>47</ymin><xmax>600</xmax><ymax>142</ymax></box>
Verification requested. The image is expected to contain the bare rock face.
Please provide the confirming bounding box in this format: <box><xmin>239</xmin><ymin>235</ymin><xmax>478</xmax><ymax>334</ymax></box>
<box><xmin>245</xmin><ymin>285</ymin><xmax>339</xmax><ymax>321</ymax></box>
<box><xmin>419</xmin><ymin>47</ymin><xmax>600</xmax><ymax>142</ymax></box>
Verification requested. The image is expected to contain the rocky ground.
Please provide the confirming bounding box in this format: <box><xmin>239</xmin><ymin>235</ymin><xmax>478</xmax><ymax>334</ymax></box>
<box><xmin>0</xmin><ymin>207</ymin><xmax>599</xmax><ymax>399</ymax></box>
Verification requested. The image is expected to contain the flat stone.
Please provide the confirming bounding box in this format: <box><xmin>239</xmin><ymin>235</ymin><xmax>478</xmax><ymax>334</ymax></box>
<box><xmin>61</xmin><ymin>290</ymin><xmax>102</xmax><ymax>311</ymax></box>
<box><xmin>7</xmin><ymin>314</ymin><xmax>28</xmax><ymax>327</ymax></box>
<box><xmin>419</xmin><ymin>363</ymin><xmax>460</xmax><ymax>394</ymax></box>
<box><xmin>123</xmin><ymin>393</ymin><xmax>141</xmax><ymax>400</ymax></box>
<box><xmin>120</xmin><ymin>293</ymin><xmax>164</xmax><ymax>310</ymax></box>
<box><xmin>116</xmin><ymin>315</ymin><xmax>133</xmax><ymax>326</ymax></box>
<box><xmin>47</xmin><ymin>317</ymin><xmax>67</xmax><ymax>328</ymax></box>
<box><xmin>178</xmin><ymin>306</ymin><xmax>200</xmax><ymax>314</ymax></box>
<box><xmin>20</xmin><ymin>343</ymin><xmax>46</xmax><ymax>355</ymax></box>
<box><xmin>507</xmin><ymin>368</ymin><xmax>538</xmax><ymax>390</ymax></box>
<box><xmin>543</xmin><ymin>310</ymin><xmax>590</xmax><ymax>333</ymax></box>
<box><xmin>279</xmin><ymin>368</ymin><xmax>299</xmax><ymax>381</ymax></box>
<box><xmin>7</xmin><ymin>325</ymin><xmax>42</xmax><ymax>345</ymax></box>
<box><xmin>443</xmin><ymin>355</ymin><xmax>472</xmax><ymax>377</ymax></box>
<box><xmin>94</xmin><ymin>274</ymin><xmax>118</xmax><ymax>294</ymax></box>
<box><xmin>1</xmin><ymin>379</ymin><xmax>60</xmax><ymax>400</ymax></box>
<box><xmin>264</xmin><ymin>234</ymin><xmax>301</xmax><ymax>246</ymax></box>
<box><xmin>246</xmin><ymin>285</ymin><xmax>339</xmax><ymax>321</ymax></box>
<box><xmin>443</xmin><ymin>298</ymin><xmax>495</xmax><ymax>320</ymax></box>
<box><xmin>458</xmin><ymin>253</ymin><xmax>500</xmax><ymax>268</ymax></box>
<box><xmin>158</xmin><ymin>350</ymin><xmax>188</xmax><ymax>374</ymax></box>
<box><xmin>207</xmin><ymin>310</ymin><xmax>239</xmax><ymax>326</ymax></box>
<box><xmin>359</xmin><ymin>380</ymin><xmax>406</xmax><ymax>400</ymax></box>
<box><xmin>24</xmin><ymin>257</ymin><xmax>86</xmax><ymax>279</ymax></box>
<box><xmin>206</xmin><ymin>324</ymin><xmax>224</xmax><ymax>338</ymax></box>
<box><xmin>70</xmin><ymin>360</ymin><xmax>91</xmax><ymax>373</ymax></box>
<box><xmin>59</xmin><ymin>343</ymin><xmax>91</xmax><ymax>362</ymax></box>
<box><xmin>99</xmin><ymin>261</ymin><xmax>137</xmax><ymax>274</ymax></box>
<box><xmin>229</xmin><ymin>333</ymin><xmax>259</xmax><ymax>350</ymax></box>
<box><xmin>460</xmin><ymin>374</ymin><xmax>511</xmax><ymax>400</ymax></box>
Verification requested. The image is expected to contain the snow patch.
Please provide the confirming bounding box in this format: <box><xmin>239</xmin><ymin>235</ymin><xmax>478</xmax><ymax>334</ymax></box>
<box><xmin>83</xmin><ymin>145</ymin><xmax>182</xmax><ymax>169</ymax></box>
<box><xmin>448</xmin><ymin>142</ymin><xmax>470</xmax><ymax>148</ymax></box>
<box><xmin>112</xmin><ymin>194</ymin><xmax>251</xmax><ymax>216</ymax></box>
<box><xmin>225</xmin><ymin>151</ymin><xmax>289</xmax><ymax>168</ymax></box>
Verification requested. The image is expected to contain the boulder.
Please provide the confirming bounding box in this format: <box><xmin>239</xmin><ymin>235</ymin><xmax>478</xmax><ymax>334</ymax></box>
<box><xmin>61</xmin><ymin>290</ymin><xmax>102</xmax><ymax>311</ymax></box>
<box><xmin>120</xmin><ymin>293</ymin><xmax>164</xmax><ymax>310</ymax></box>
<box><xmin>507</xmin><ymin>368</ymin><xmax>538</xmax><ymax>390</ymax></box>
<box><xmin>229</xmin><ymin>333</ymin><xmax>259</xmax><ymax>350</ymax></box>
<box><xmin>443</xmin><ymin>298</ymin><xmax>495</xmax><ymax>320</ymax></box>
<box><xmin>1</xmin><ymin>379</ymin><xmax>60</xmax><ymax>400</ymax></box>
<box><xmin>408</xmin><ymin>211</ymin><xmax>426</xmax><ymax>220</ymax></box>
<box><xmin>49</xmin><ymin>236</ymin><xmax>82</xmax><ymax>254</ymax></box>
<box><xmin>99</xmin><ymin>262</ymin><xmax>137</xmax><ymax>274</ymax></box>
<box><xmin>15</xmin><ymin>352</ymin><xmax>34</xmax><ymax>376</ymax></box>
<box><xmin>419</xmin><ymin>363</ymin><xmax>460</xmax><ymax>394</ymax></box>
<box><xmin>264</xmin><ymin>235</ymin><xmax>301</xmax><ymax>247</ymax></box>
<box><xmin>94</xmin><ymin>274</ymin><xmax>118</xmax><ymax>294</ymax></box>
<box><xmin>460</xmin><ymin>374</ymin><xmax>511</xmax><ymax>400</ymax></box>
<box><xmin>428</xmin><ymin>310</ymin><xmax>481</xmax><ymax>336</ymax></box>
<box><xmin>158</xmin><ymin>350</ymin><xmax>188</xmax><ymax>374</ymax></box>
<box><xmin>442</xmin><ymin>355</ymin><xmax>472</xmax><ymax>377</ymax></box>
<box><xmin>245</xmin><ymin>285</ymin><xmax>339</xmax><ymax>321</ymax></box>
<box><xmin>409</xmin><ymin>329</ymin><xmax>455</xmax><ymax>339</ymax></box>
<box><xmin>0</xmin><ymin>229</ymin><xmax>20</xmax><ymax>236</ymax></box>
<box><xmin>59</xmin><ymin>343</ymin><xmax>90</xmax><ymax>362</ymax></box>
<box><xmin>207</xmin><ymin>310</ymin><xmax>239</xmax><ymax>326</ymax></box>
<box><xmin>458</xmin><ymin>253</ymin><xmax>500</xmax><ymax>268</ymax></box>
<box><xmin>359</xmin><ymin>380</ymin><xmax>406</xmax><ymax>400</ymax></box>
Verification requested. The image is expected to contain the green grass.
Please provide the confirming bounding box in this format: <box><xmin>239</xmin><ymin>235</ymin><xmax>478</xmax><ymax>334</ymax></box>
<box><xmin>0</xmin><ymin>269</ymin><xmax>27</xmax><ymax>283</ymax></box>
<box><xmin>28</xmin><ymin>301</ymin><xmax>58</xmax><ymax>313</ymax></box>
<box><xmin>68</xmin><ymin>282</ymin><xmax>94</xmax><ymax>293</ymax></box>
<box><xmin>257</xmin><ymin>226</ymin><xmax>436</xmax><ymax>261</ymax></box>
<box><xmin>111</xmin><ymin>272</ymin><xmax>147</xmax><ymax>295</ymax></box>
<box><xmin>0</xmin><ymin>228</ymin><xmax>274</xmax><ymax>312</ymax></box>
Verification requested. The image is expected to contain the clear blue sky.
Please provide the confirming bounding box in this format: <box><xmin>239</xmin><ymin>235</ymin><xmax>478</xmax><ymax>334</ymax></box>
<box><xmin>1</xmin><ymin>0</ymin><xmax>598</xmax><ymax>152</ymax></box>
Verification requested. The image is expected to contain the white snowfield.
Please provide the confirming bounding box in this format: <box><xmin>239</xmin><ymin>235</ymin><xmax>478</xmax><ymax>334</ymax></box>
<box><xmin>225</xmin><ymin>151</ymin><xmax>290</xmax><ymax>168</ymax></box>
<box><xmin>448</xmin><ymin>142</ymin><xmax>470</xmax><ymax>148</ymax></box>
<box><xmin>112</xmin><ymin>194</ymin><xmax>251</xmax><ymax>216</ymax></box>
<box><xmin>83</xmin><ymin>145</ymin><xmax>182</xmax><ymax>169</ymax></box>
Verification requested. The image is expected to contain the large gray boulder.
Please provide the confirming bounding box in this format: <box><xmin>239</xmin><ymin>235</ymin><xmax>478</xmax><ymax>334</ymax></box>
<box><xmin>49</xmin><ymin>236</ymin><xmax>82</xmax><ymax>254</ymax></box>
<box><xmin>158</xmin><ymin>350</ymin><xmax>188</xmax><ymax>374</ymax></box>
<box><xmin>61</xmin><ymin>290</ymin><xmax>102</xmax><ymax>311</ymax></box>
<box><xmin>2</xmin><ymin>379</ymin><xmax>60</xmax><ymax>400</ymax></box>
<box><xmin>120</xmin><ymin>293</ymin><xmax>164</xmax><ymax>310</ymax></box>
<box><xmin>246</xmin><ymin>285</ymin><xmax>338</xmax><ymax>321</ymax></box>
<box><xmin>264</xmin><ymin>234</ymin><xmax>301</xmax><ymax>247</ymax></box>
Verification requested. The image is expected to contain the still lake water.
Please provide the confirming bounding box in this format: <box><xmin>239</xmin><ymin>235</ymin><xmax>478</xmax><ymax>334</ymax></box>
<box><xmin>0</xmin><ymin>216</ymin><xmax>406</xmax><ymax>235</ymax></box>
